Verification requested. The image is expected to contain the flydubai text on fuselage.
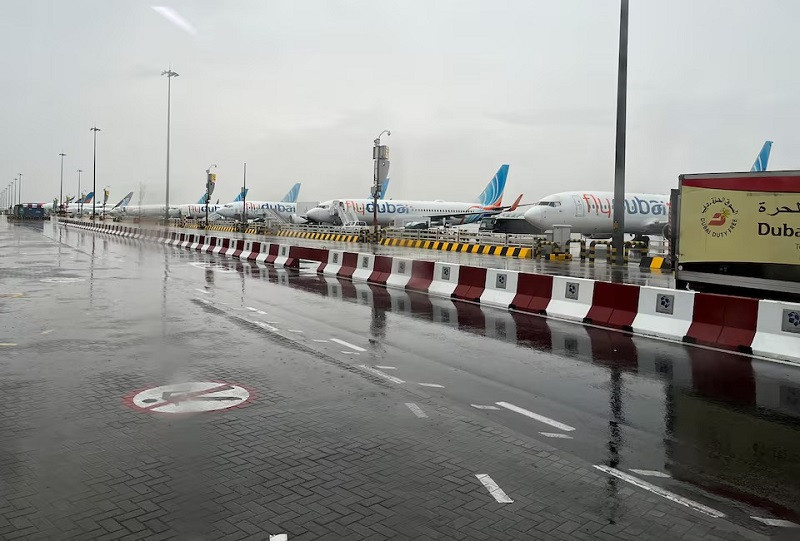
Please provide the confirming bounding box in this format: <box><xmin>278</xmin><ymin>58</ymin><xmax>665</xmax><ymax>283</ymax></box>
<box><xmin>306</xmin><ymin>165</ymin><xmax>510</xmax><ymax>226</ymax></box>
<box><xmin>216</xmin><ymin>201</ymin><xmax>297</xmax><ymax>220</ymax></box>
<box><xmin>523</xmin><ymin>192</ymin><xmax>669</xmax><ymax>236</ymax></box>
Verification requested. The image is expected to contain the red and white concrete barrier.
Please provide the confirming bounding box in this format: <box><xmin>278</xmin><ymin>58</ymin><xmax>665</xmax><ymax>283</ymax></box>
<box><xmin>385</xmin><ymin>258</ymin><xmax>413</xmax><ymax>290</ymax></box>
<box><xmin>546</xmin><ymin>276</ymin><xmax>595</xmax><ymax>322</ymax></box>
<box><xmin>451</xmin><ymin>265</ymin><xmax>487</xmax><ymax>303</ymax></box>
<box><xmin>632</xmin><ymin>287</ymin><xmax>696</xmax><ymax>341</ymax></box>
<box><xmin>351</xmin><ymin>253</ymin><xmax>375</xmax><ymax>282</ymax></box>
<box><xmin>480</xmin><ymin>269</ymin><xmax>520</xmax><ymax>309</ymax></box>
<box><xmin>751</xmin><ymin>299</ymin><xmax>800</xmax><ymax>361</ymax></box>
<box><xmin>322</xmin><ymin>250</ymin><xmax>344</xmax><ymax>276</ymax></box>
<box><xmin>683</xmin><ymin>292</ymin><xmax>759</xmax><ymax>352</ymax></box>
<box><xmin>428</xmin><ymin>262</ymin><xmax>459</xmax><ymax>298</ymax></box>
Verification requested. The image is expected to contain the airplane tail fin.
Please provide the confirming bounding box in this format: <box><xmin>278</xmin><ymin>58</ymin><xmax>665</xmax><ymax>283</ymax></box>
<box><xmin>507</xmin><ymin>194</ymin><xmax>523</xmax><ymax>211</ymax></box>
<box><xmin>232</xmin><ymin>188</ymin><xmax>249</xmax><ymax>202</ymax></box>
<box><xmin>112</xmin><ymin>191</ymin><xmax>134</xmax><ymax>209</ymax></box>
<box><xmin>751</xmin><ymin>140</ymin><xmax>773</xmax><ymax>172</ymax></box>
<box><xmin>475</xmin><ymin>165</ymin><xmax>508</xmax><ymax>207</ymax></box>
<box><xmin>196</xmin><ymin>194</ymin><xmax>206</xmax><ymax>204</ymax></box>
<box><xmin>82</xmin><ymin>191</ymin><xmax>95</xmax><ymax>204</ymax></box>
<box><xmin>281</xmin><ymin>183</ymin><xmax>301</xmax><ymax>203</ymax></box>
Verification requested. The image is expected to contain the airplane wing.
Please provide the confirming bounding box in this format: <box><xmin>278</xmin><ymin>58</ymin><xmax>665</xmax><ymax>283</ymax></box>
<box><xmin>425</xmin><ymin>194</ymin><xmax>526</xmax><ymax>221</ymax></box>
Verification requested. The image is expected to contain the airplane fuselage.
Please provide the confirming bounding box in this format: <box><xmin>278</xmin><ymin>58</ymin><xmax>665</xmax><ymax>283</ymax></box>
<box><xmin>217</xmin><ymin>201</ymin><xmax>297</xmax><ymax>220</ymax></box>
<box><xmin>523</xmin><ymin>191</ymin><xmax>669</xmax><ymax>236</ymax></box>
<box><xmin>306</xmin><ymin>199</ymin><xmax>495</xmax><ymax>226</ymax></box>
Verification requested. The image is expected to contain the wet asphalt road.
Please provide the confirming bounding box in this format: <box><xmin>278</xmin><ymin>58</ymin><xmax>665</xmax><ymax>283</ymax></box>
<box><xmin>1</xmin><ymin>217</ymin><xmax>799</xmax><ymax>539</ymax></box>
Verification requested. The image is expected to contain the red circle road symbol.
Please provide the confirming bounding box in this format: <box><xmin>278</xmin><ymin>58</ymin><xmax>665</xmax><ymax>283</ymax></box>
<box><xmin>123</xmin><ymin>381</ymin><xmax>253</xmax><ymax>414</ymax></box>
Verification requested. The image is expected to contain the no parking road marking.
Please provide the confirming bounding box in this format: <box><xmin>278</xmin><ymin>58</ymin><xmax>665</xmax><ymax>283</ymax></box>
<box><xmin>124</xmin><ymin>381</ymin><xmax>252</xmax><ymax>414</ymax></box>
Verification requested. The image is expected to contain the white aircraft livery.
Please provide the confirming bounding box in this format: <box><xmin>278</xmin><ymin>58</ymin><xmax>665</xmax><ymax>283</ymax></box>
<box><xmin>216</xmin><ymin>183</ymin><xmax>302</xmax><ymax>221</ymax></box>
<box><xmin>523</xmin><ymin>141</ymin><xmax>773</xmax><ymax>237</ymax></box>
<box><xmin>305</xmin><ymin>165</ymin><xmax>513</xmax><ymax>226</ymax></box>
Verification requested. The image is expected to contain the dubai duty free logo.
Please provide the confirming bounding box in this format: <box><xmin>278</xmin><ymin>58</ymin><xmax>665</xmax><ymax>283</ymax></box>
<box><xmin>700</xmin><ymin>196</ymin><xmax>739</xmax><ymax>238</ymax></box>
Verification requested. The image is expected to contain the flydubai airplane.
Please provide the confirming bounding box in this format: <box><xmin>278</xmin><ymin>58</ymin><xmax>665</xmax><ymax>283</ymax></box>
<box><xmin>176</xmin><ymin>188</ymin><xmax>248</xmax><ymax>219</ymax></box>
<box><xmin>216</xmin><ymin>182</ymin><xmax>302</xmax><ymax>221</ymax></box>
<box><xmin>65</xmin><ymin>191</ymin><xmax>134</xmax><ymax>217</ymax></box>
<box><xmin>306</xmin><ymin>165</ymin><xmax>516</xmax><ymax>226</ymax></box>
<box><xmin>523</xmin><ymin>141</ymin><xmax>773</xmax><ymax>237</ymax></box>
<box><xmin>109</xmin><ymin>201</ymin><xmax>180</xmax><ymax>220</ymax></box>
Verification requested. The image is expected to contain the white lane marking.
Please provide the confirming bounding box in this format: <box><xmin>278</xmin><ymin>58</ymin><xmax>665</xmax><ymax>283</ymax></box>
<box><xmin>359</xmin><ymin>365</ymin><xmax>405</xmax><ymax>384</ymax></box>
<box><xmin>419</xmin><ymin>383</ymin><xmax>444</xmax><ymax>388</ymax></box>
<box><xmin>288</xmin><ymin>329</ymin><xmax>304</xmax><ymax>333</ymax></box>
<box><xmin>496</xmin><ymin>402</ymin><xmax>575</xmax><ymax>432</ymax></box>
<box><xmin>252</xmin><ymin>320</ymin><xmax>279</xmax><ymax>332</ymax></box>
<box><xmin>312</xmin><ymin>339</ymin><xmax>329</xmax><ymax>343</ymax></box>
<box><xmin>471</xmin><ymin>404</ymin><xmax>500</xmax><ymax>410</ymax></box>
<box><xmin>256</xmin><ymin>310</ymin><xmax>267</xmax><ymax>315</ymax></box>
<box><xmin>330</xmin><ymin>338</ymin><xmax>366</xmax><ymax>352</ymax></box>
<box><xmin>750</xmin><ymin>517</ymin><xmax>799</xmax><ymax>527</ymax></box>
<box><xmin>593</xmin><ymin>465</ymin><xmax>725</xmax><ymax>518</ymax></box>
<box><xmin>194</xmin><ymin>288</ymin><xmax>209</xmax><ymax>295</ymax></box>
<box><xmin>475</xmin><ymin>474</ymin><xmax>513</xmax><ymax>504</ymax></box>
<box><xmin>0</xmin><ymin>343</ymin><xmax>17</xmax><ymax>347</ymax></box>
<box><xmin>341</xmin><ymin>351</ymin><xmax>360</xmax><ymax>355</ymax></box>
<box><xmin>269</xmin><ymin>535</ymin><xmax>288</xmax><ymax>541</ymax></box>
<box><xmin>375</xmin><ymin>365</ymin><xmax>397</xmax><ymax>370</ymax></box>
<box><xmin>246</xmin><ymin>306</ymin><xmax>258</xmax><ymax>312</ymax></box>
<box><xmin>405</xmin><ymin>403</ymin><xmax>428</xmax><ymax>418</ymax></box>
<box><xmin>540</xmin><ymin>432</ymin><xmax>574</xmax><ymax>439</ymax></box>
<box><xmin>41</xmin><ymin>329</ymin><xmax>54</xmax><ymax>335</ymax></box>
<box><xmin>630</xmin><ymin>469</ymin><xmax>671</xmax><ymax>478</ymax></box>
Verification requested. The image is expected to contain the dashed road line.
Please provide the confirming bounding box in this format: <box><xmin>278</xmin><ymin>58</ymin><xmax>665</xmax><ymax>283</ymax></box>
<box><xmin>419</xmin><ymin>383</ymin><xmax>444</xmax><ymax>388</ymax></box>
<box><xmin>540</xmin><ymin>432</ymin><xmax>573</xmax><ymax>439</ymax></box>
<box><xmin>593</xmin><ymin>465</ymin><xmax>725</xmax><ymax>518</ymax></box>
<box><xmin>359</xmin><ymin>365</ymin><xmax>405</xmax><ymax>384</ymax></box>
<box><xmin>405</xmin><ymin>403</ymin><xmax>428</xmax><ymax>418</ymax></box>
<box><xmin>41</xmin><ymin>329</ymin><xmax>54</xmax><ymax>335</ymax></box>
<box><xmin>312</xmin><ymin>339</ymin><xmax>328</xmax><ymax>343</ymax></box>
<box><xmin>0</xmin><ymin>343</ymin><xmax>17</xmax><ymax>347</ymax></box>
<box><xmin>246</xmin><ymin>306</ymin><xmax>258</xmax><ymax>312</ymax></box>
<box><xmin>330</xmin><ymin>338</ymin><xmax>366</xmax><ymax>352</ymax></box>
<box><xmin>475</xmin><ymin>474</ymin><xmax>513</xmax><ymax>504</ymax></box>
<box><xmin>340</xmin><ymin>351</ymin><xmax>360</xmax><ymax>355</ymax></box>
<box><xmin>750</xmin><ymin>517</ymin><xmax>798</xmax><ymax>527</ymax></box>
<box><xmin>269</xmin><ymin>535</ymin><xmax>288</xmax><ymax>541</ymax></box>
<box><xmin>496</xmin><ymin>401</ymin><xmax>575</xmax><ymax>432</ymax></box>
<box><xmin>375</xmin><ymin>365</ymin><xmax>397</xmax><ymax>370</ymax></box>
<box><xmin>251</xmin><ymin>320</ymin><xmax>279</xmax><ymax>332</ymax></box>
<box><xmin>195</xmin><ymin>288</ymin><xmax>209</xmax><ymax>295</ymax></box>
<box><xmin>471</xmin><ymin>404</ymin><xmax>500</xmax><ymax>410</ymax></box>
<box><xmin>629</xmin><ymin>469</ymin><xmax>671</xmax><ymax>478</ymax></box>
<box><xmin>288</xmin><ymin>329</ymin><xmax>304</xmax><ymax>333</ymax></box>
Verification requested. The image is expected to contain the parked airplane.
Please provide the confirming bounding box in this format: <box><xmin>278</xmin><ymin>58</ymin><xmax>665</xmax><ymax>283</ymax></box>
<box><xmin>64</xmin><ymin>191</ymin><xmax>134</xmax><ymax>217</ymax></box>
<box><xmin>109</xmin><ymin>202</ymin><xmax>180</xmax><ymax>220</ymax></box>
<box><xmin>177</xmin><ymin>188</ymin><xmax>248</xmax><ymax>219</ymax></box>
<box><xmin>523</xmin><ymin>141</ymin><xmax>773</xmax><ymax>237</ymax></box>
<box><xmin>216</xmin><ymin>183</ymin><xmax>302</xmax><ymax>221</ymax></box>
<box><xmin>306</xmin><ymin>165</ymin><xmax>513</xmax><ymax>226</ymax></box>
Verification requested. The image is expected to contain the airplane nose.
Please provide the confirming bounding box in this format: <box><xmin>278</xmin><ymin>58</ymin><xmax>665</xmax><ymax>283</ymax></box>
<box><xmin>523</xmin><ymin>207</ymin><xmax>546</xmax><ymax>233</ymax></box>
<box><xmin>306</xmin><ymin>209</ymin><xmax>325</xmax><ymax>223</ymax></box>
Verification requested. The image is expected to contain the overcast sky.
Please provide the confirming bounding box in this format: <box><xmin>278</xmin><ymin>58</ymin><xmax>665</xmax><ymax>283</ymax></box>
<box><xmin>3</xmin><ymin>0</ymin><xmax>799</xmax><ymax>205</ymax></box>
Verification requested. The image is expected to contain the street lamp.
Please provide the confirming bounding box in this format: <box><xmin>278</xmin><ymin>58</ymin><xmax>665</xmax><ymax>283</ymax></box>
<box><xmin>18</xmin><ymin>173</ymin><xmax>22</xmax><ymax>205</ymax></box>
<box><xmin>205</xmin><ymin>163</ymin><xmax>217</xmax><ymax>226</ymax></box>
<box><xmin>59</xmin><ymin>152</ymin><xmax>66</xmax><ymax>209</ymax></box>
<box><xmin>372</xmin><ymin>130</ymin><xmax>390</xmax><ymax>238</ymax></box>
<box><xmin>611</xmin><ymin>0</ymin><xmax>629</xmax><ymax>267</ymax></box>
<box><xmin>90</xmin><ymin>126</ymin><xmax>101</xmax><ymax>220</ymax></box>
<box><xmin>161</xmin><ymin>68</ymin><xmax>179</xmax><ymax>222</ymax></box>
<box><xmin>77</xmin><ymin>169</ymin><xmax>83</xmax><ymax>216</ymax></box>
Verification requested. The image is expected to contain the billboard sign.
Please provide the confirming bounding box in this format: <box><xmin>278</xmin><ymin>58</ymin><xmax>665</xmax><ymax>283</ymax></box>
<box><xmin>678</xmin><ymin>172</ymin><xmax>800</xmax><ymax>265</ymax></box>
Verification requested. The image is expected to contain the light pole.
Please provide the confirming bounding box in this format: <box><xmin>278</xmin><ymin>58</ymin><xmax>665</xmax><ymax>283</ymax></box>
<box><xmin>372</xmin><ymin>130</ymin><xmax>390</xmax><ymax>238</ymax></box>
<box><xmin>611</xmin><ymin>0</ymin><xmax>629</xmax><ymax>267</ymax></box>
<box><xmin>241</xmin><ymin>162</ymin><xmax>247</xmax><ymax>226</ymax></box>
<box><xmin>77</xmin><ymin>169</ymin><xmax>83</xmax><ymax>216</ymax></box>
<box><xmin>90</xmin><ymin>126</ymin><xmax>101</xmax><ymax>220</ymax></box>
<box><xmin>205</xmin><ymin>164</ymin><xmax>217</xmax><ymax>226</ymax></box>
<box><xmin>59</xmin><ymin>152</ymin><xmax>66</xmax><ymax>209</ymax></box>
<box><xmin>161</xmin><ymin>68</ymin><xmax>179</xmax><ymax>222</ymax></box>
<box><xmin>18</xmin><ymin>173</ymin><xmax>22</xmax><ymax>205</ymax></box>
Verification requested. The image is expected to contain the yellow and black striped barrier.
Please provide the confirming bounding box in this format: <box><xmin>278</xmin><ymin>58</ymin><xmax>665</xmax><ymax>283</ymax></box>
<box><xmin>205</xmin><ymin>225</ymin><xmax>237</xmax><ymax>232</ymax></box>
<box><xmin>277</xmin><ymin>230</ymin><xmax>360</xmax><ymax>243</ymax></box>
<box><xmin>639</xmin><ymin>256</ymin><xmax>672</xmax><ymax>270</ymax></box>
<box><xmin>379</xmin><ymin>238</ymin><xmax>532</xmax><ymax>258</ymax></box>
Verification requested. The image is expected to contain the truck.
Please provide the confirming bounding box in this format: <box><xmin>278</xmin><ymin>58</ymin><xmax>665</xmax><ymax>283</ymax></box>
<box><xmin>673</xmin><ymin>170</ymin><xmax>800</xmax><ymax>301</ymax></box>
